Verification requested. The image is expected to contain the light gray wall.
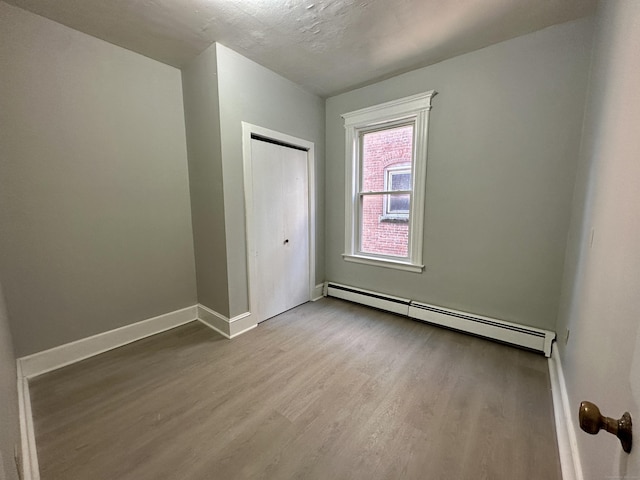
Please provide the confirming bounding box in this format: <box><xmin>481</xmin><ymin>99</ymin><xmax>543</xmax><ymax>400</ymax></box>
<box><xmin>0</xmin><ymin>282</ymin><xmax>19</xmax><ymax>480</ymax></box>
<box><xmin>556</xmin><ymin>1</ymin><xmax>640</xmax><ymax>477</ymax></box>
<box><xmin>181</xmin><ymin>45</ymin><xmax>230</xmax><ymax>317</ymax></box>
<box><xmin>325</xmin><ymin>18</ymin><xmax>594</xmax><ymax>331</ymax></box>
<box><xmin>216</xmin><ymin>44</ymin><xmax>326</xmax><ymax>317</ymax></box>
<box><xmin>0</xmin><ymin>2</ymin><xmax>197</xmax><ymax>356</ymax></box>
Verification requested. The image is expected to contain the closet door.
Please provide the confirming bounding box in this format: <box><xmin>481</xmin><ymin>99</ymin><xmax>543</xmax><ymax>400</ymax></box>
<box><xmin>251</xmin><ymin>138</ymin><xmax>310</xmax><ymax>322</ymax></box>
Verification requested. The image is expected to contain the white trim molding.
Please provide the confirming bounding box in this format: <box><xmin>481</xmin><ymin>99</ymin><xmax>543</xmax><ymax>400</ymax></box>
<box><xmin>342</xmin><ymin>253</ymin><xmax>424</xmax><ymax>273</ymax></box>
<box><xmin>311</xmin><ymin>284</ymin><xmax>324</xmax><ymax>301</ymax></box>
<box><xmin>197</xmin><ymin>304</ymin><xmax>231</xmax><ymax>338</ymax></box>
<box><xmin>229</xmin><ymin>312</ymin><xmax>257</xmax><ymax>338</ymax></box>
<box><xmin>341</xmin><ymin>91</ymin><xmax>437</xmax><ymax>126</ymax></box>
<box><xmin>18</xmin><ymin>305</ymin><xmax>198</xmax><ymax>379</ymax></box>
<box><xmin>14</xmin><ymin>303</ymin><xmax>258</xmax><ymax>480</ymax></box>
<box><xmin>17</xmin><ymin>362</ymin><xmax>39</xmax><ymax>480</ymax></box>
<box><xmin>197</xmin><ymin>304</ymin><xmax>256</xmax><ymax>339</ymax></box>
<box><xmin>548</xmin><ymin>347</ymin><xmax>584</xmax><ymax>480</ymax></box>
<box><xmin>16</xmin><ymin>304</ymin><xmax>198</xmax><ymax>480</ymax></box>
<box><xmin>18</xmin><ymin>303</ymin><xmax>257</xmax><ymax>378</ymax></box>
<box><xmin>241</xmin><ymin>122</ymin><xmax>317</xmax><ymax>324</ymax></box>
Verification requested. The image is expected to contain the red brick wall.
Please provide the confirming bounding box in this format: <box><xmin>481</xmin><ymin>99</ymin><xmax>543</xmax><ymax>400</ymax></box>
<box><xmin>360</xmin><ymin>125</ymin><xmax>413</xmax><ymax>257</ymax></box>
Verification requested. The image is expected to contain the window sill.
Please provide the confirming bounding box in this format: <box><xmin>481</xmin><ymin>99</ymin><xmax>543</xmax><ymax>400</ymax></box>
<box><xmin>379</xmin><ymin>215</ymin><xmax>409</xmax><ymax>223</ymax></box>
<box><xmin>342</xmin><ymin>254</ymin><xmax>424</xmax><ymax>273</ymax></box>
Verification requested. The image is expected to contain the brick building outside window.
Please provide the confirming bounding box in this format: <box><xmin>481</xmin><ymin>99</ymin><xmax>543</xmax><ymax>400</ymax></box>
<box><xmin>360</xmin><ymin>125</ymin><xmax>413</xmax><ymax>257</ymax></box>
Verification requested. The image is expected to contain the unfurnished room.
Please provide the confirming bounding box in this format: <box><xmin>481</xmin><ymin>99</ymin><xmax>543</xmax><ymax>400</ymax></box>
<box><xmin>0</xmin><ymin>1</ymin><xmax>639</xmax><ymax>479</ymax></box>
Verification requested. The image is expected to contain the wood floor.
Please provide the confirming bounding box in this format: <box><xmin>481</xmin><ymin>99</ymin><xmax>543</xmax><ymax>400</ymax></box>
<box><xmin>29</xmin><ymin>298</ymin><xmax>561</xmax><ymax>480</ymax></box>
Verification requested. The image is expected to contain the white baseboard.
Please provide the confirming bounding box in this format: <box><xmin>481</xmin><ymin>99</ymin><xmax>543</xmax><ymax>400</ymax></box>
<box><xmin>311</xmin><ymin>283</ymin><xmax>324</xmax><ymax>301</ymax></box>
<box><xmin>197</xmin><ymin>304</ymin><xmax>232</xmax><ymax>338</ymax></box>
<box><xmin>16</xmin><ymin>362</ymin><xmax>39</xmax><ymax>480</ymax></box>
<box><xmin>16</xmin><ymin>305</ymin><xmax>198</xmax><ymax>480</ymax></box>
<box><xmin>230</xmin><ymin>323</ymin><xmax>258</xmax><ymax>338</ymax></box>
<box><xmin>17</xmin><ymin>305</ymin><xmax>198</xmax><ymax>379</ymax></box>
<box><xmin>18</xmin><ymin>303</ymin><xmax>257</xmax><ymax>378</ymax></box>
<box><xmin>229</xmin><ymin>312</ymin><xmax>256</xmax><ymax>338</ymax></box>
<box><xmin>197</xmin><ymin>304</ymin><xmax>256</xmax><ymax>339</ymax></box>
<box><xmin>13</xmin><ymin>295</ymin><xmax>570</xmax><ymax>480</ymax></box>
<box><xmin>14</xmin><ymin>302</ymin><xmax>259</xmax><ymax>480</ymax></box>
<box><xmin>548</xmin><ymin>347</ymin><xmax>583</xmax><ymax>480</ymax></box>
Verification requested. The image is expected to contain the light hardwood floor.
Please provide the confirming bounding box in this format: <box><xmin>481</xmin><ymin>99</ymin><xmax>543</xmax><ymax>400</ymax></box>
<box><xmin>29</xmin><ymin>298</ymin><xmax>561</xmax><ymax>479</ymax></box>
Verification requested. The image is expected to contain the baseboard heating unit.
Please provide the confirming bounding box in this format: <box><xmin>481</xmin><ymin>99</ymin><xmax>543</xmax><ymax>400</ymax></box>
<box><xmin>325</xmin><ymin>282</ymin><xmax>555</xmax><ymax>357</ymax></box>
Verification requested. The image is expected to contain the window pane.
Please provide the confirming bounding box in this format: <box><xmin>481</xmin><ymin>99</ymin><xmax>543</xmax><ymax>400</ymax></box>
<box><xmin>360</xmin><ymin>194</ymin><xmax>409</xmax><ymax>258</ymax></box>
<box><xmin>361</xmin><ymin>125</ymin><xmax>413</xmax><ymax>192</ymax></box>
<box><xmin>390</xmin><ymin>172</ymin><xmax>411</xmax><ymax>191</ymax></box>
<box><xmin>388</xmin><ymin>193</ymin><xmax>410</xmax><ymax>213</ymax></box>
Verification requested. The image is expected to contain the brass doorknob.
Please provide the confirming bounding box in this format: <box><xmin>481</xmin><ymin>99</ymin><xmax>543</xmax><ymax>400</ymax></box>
<box><xmin>579</xmin><ymin>401</ymin><xmax>632</xmax><ymax>453</ymax></box>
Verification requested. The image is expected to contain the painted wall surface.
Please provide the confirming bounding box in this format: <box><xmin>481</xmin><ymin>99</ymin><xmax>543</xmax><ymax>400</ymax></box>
<box><xmin>556</xmin><ymin>1</ymin><xmax>640</xmax><ymax>478</ymax></box>
<box><xmin>0</xmin><ymin>282</ymin><xmax>19</xmax><ymax>480</ymax></box>
<box><xmin>325</xmin><ymin>18</ymin><xmax>594</xmax><ymax>331</ymax></box>
<box><xmin>0</xmin><ymin>3</ymin><xmax>197</xmax><ymax>356</ymax></box>
<box><xmin>182</xmin><ymin>45</ymin><xmax>230</xmax><ymax>317</ymax></box>
<box><xmin>216</xmin><ymin>44</ymin><xmax>326</xmax><ymax>317</ymax></box>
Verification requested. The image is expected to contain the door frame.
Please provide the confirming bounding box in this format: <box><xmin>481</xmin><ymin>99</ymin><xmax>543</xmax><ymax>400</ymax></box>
<box><xmin>241</xmin><ymin>122</ymin><xmax>316</xmax><ymax>324</ymax></box>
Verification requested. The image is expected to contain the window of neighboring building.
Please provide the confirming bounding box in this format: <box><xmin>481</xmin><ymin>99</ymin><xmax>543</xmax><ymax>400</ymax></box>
<box><xmin>342</xmin><ymin>91</ymin><xmax>436</xmax><ymax>272</ymax></box>
<box><xmin>383</xmin><ymin>165</ymin><xmax>411</xmax><ymax>220</ymax></box>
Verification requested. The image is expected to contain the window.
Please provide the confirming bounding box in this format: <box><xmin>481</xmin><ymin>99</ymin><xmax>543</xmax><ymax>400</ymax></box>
<box><xmin>342</xmin><ymin>91</ymin><xmax>436</xmax><ymax>272</ymax></box>
<box><xmin>383</xmin><ymin>165</ymin><xmax>411</xmax><ymax>219</ymax></box>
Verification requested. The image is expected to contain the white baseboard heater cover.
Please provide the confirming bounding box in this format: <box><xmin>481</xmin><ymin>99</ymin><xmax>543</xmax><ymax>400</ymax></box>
<box><xmin>326</xmin><ymin>282</ymin><xmax>555</xmax><ymax>357</ymax></box>
<box><xmin>326</xmin><ymin>283</ymin><xmax>411</xmax><ymax>316</ymax></box>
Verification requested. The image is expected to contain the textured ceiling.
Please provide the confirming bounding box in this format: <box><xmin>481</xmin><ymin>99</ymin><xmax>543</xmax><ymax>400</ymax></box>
<box><xmin>3</xmin><ymin>0</ymin><xmax>597</xmax><ymax>97</ymax></box>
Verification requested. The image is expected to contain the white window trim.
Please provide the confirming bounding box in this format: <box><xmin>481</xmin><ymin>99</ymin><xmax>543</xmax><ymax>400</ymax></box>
<box><xmin>341</xmin><ymin>91</ymin><xmax>436</xmax><ymax>273</ymax></box>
